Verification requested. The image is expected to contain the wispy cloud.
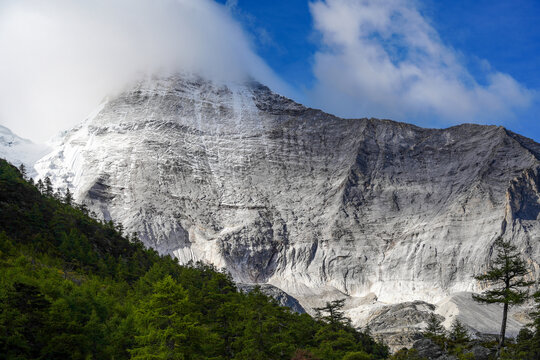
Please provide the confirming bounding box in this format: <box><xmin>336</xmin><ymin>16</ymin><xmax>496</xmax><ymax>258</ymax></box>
<box><xmin>0</xmin><ymin>0</ymin><xmax>287</xmax><ymax>142</ymax></box>
<box><xmin>308</xmin><ymin>0</ymin><xmax>536</xmax><ymax>125</ymax></box>
<box><xmin>1</xmin><ymin>0</ymin><xmax>536</xmax><ymax>143</ymax></box>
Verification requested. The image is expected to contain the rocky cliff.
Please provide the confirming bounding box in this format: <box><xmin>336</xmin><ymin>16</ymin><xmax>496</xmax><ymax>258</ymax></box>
<box><xmin>35</xmin><ymin>73</ymin><xmax>540</xmax><ymax>332</ymax></box>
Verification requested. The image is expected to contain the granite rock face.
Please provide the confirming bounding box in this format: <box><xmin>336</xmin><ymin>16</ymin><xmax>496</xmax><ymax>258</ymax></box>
<box><xmin>412</xmin><ymin>338</ymin><xmax>457</xmax><ymax>360</ymax></box>
<box><xmin>363</xmin><ymin>301</ymin><xmax>435</xmax><ymax>351</ymax></box>
<box><xmin>357</xmin><ymin>292</ymin><xmax>528</xmax><ymax>350</ymax></box>
<box><xmin>237</xmin><ymin>283</ymin><xmax>306</xmax><ymax>313</ymax></box>
<box><xmin>35</xmin><ymin>73</ymin><xmax>540</xmax><ymax>326</ymax></box>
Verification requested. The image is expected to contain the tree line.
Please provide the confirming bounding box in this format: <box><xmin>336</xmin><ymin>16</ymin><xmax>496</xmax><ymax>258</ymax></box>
<box><xmin>389</xmin><ymin>231</ymin><xmax>539</xmax><ymax>359</ymax></box>
<box><xmin>0</xmin><ymin>159</ymin><xmax>389</xmax><ymax>359</ymax></box>
<box><xmin>2</xmin><ymin>159</ymin><xmax>540</xmax><ymax>359</ymax></box>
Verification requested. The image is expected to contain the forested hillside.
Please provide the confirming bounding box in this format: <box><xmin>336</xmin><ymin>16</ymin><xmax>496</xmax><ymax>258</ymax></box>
<box><xmin>0</xmin><ymin>159</ymin><xmax>389</xmax><ymax>360</ymax></box>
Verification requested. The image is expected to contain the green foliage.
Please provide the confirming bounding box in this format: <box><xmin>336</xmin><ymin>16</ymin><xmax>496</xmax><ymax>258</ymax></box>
<box><xmin>0</xmin><ymin>159</ymin><xmax>389</xmax><ymax>360</ymax></box>
<box><xmin>309</xmin><ymin>300</ymin><xmax>388</xmax><ymax>360</ymax></box>
<box><xmin>423</xmin><ymin>314</ymin><xmax>444</xmax><ymax>337</ymax></box>
<box><xmin>422</xmin><ymin>313</ymin><xmax>446</xmax><ymax>348</ymax></box>
<box><xmin>499</xmin><ymin>291</ymin><xmax>540</xmax><ymax>359</ymax></box>
<box><xmin>314</xmin><ymin>299</ymin><xmax>351</xmax><ymax>329</ymax></box>
<box><xmin>473</xmin><ymin>237</ymin><xmax>533</xmax><ymax>306</ymax></box>
<box><xmin>291</xmin><ymin>349</ymin><xmax>320</xmax><ymax>359</ymax></box>
<box><xmin>473</xmin><ymin>236</ymin><xmax>533</xmax><ymax>348</ymax></box>
<box><xmin>44</xmin><ymin>176</ymin><xmax>53</xmax><ymax>197</ymax></box>
<box><xmin>17</xmin><ymin>164</ymin><xmax>26</xmax><ymax>179</ymax></box>
<box><xmin>448</xmin><ymin>319</ymin><xmax>470</xmax><ymax>346</ymax></box>
<box><xmin>380</xmin><ymin>237</ymin><xmax>540</xmax><ymax>360</ymax></box>
<box><xmin>130</xmin><ymin>275</ymin><xmax>221</xmax><ymax>359</ymax></box>
<box><xmin>0</xmin><ymin>282</ymin><xmax>50</xmax><ymax>359</ymax></box>
<box><xmin>455</xmin><ymin>352</ymin><xmax>474</xmax><ymax>360</ymax></box>
<box><xmin>389</xmin><ymin>348</ymin><xmax>426</xmax><ymax>360</ymax></box>
<box><xmin>342</xmin><ymin>351</ymin><xmax>374</xmax><ymax>360</ymax></box>
<box><xmin>64</xmin><ymin>187</ymin><xmax>73</xmax><ymax>206</ymax></box>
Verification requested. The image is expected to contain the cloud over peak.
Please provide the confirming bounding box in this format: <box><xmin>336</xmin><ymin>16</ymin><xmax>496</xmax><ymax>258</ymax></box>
<box><xmin>0</xmin><ymin>0</ymin><xmax>536</xmax><ymax>142</ymax></box>
<box><xmin>0</xmin><ymin>0</ymin><xmax>284</xmax><ymax>142</ymax></box>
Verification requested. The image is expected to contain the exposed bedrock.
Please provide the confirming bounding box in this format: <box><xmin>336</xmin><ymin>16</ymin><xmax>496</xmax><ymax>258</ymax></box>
<box><xmin>35</xmin><ymin>73</ymin><xmax>540</xmax><ymax>328</ymax></box>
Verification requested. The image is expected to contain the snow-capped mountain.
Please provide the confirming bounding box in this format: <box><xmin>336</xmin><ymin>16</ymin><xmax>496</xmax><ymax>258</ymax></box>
<box><xmin>0</xmin><ymin>124</ymin><xmax>50</xmax><ymax>178</ymax></box>
<box><xmin>34</xmin><ymin>73</ymin><xmax>540</xmax><ymax>342</ymax></box>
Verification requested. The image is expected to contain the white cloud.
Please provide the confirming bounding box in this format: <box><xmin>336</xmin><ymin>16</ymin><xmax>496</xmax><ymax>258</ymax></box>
<box><xmin>308</xmin><ymin>0</ymin><xmax>535</xmax><ymax>125</ymax></box>
<box><xmin>1</xmin><ymin>0</ymin><xmax>535</xmax><ymax>143</ymax></box>
<box><xmin>0</xmin><ymin>0</ymin><xmax>287</xmax><ymax>142</ymax></box>
<box><xmin>225</xmin><ymin>0</ymin><xmax>239</xmax><ymax>10</ymax></box>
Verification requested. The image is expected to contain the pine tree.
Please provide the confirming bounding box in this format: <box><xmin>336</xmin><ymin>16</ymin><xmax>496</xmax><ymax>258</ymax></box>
<box><xmin>115</xmin><ymin>221</ymin><xmax>124</xmax><ymax>236</ymax></box>
<box><xmin>18</xmin><ymin>164</ymin><xmax>26</xmax><ymax>179</ymax></box>
<box><xmin>64</xmin><ymin>187</ymin><xmax>73</xmax><ymax>205</ymax></box>
<box><xmin>129</xmin><ymin>275</ymin><xmax>218</xmax><ymax>359</ymax></box>
<box><xmin>314</xmin><ymin>299</ymin><xmax>351</xmax><ymax>328</ymax></box>
<box><xmin>44</xmin><ymin>176</ymin><xmax>54</xmax><ymax>197</ymax></box>
<box><xmin>518</xmin><ymin>291</ymin><xmax>540</xmax><ymax>359</ymax></box>
<box><xmin>2</xmin><ymin>282</ymin><xmax>51</xmax><ymax>359</ymax></box>
<box><xmin>448</xmin><ymin>319</ymin><xmax>469</xmax><ymax>345</ymax></box>
<box><xmin>291</xmin><ymin>349</ymin><xmax>319</xmax><ymax>360</ymax></box>
<box><xmin>53</xmin><ymin>189</ymin><xmax>62</xmax><ymax>201</ymax></box>
<box><xmin>423</xmin><ymin>313</ymin><xmax>445</xmax><ymax>339</ymax></box>
<box><xmin>36</xmin><ymin>179</ymin><xmax>45</xmax><ymax>194</ymax></box>
<box><xmin>473</xmin><ymin>236</ymin><xmax>533</xmax><ymax>349</ymax></box>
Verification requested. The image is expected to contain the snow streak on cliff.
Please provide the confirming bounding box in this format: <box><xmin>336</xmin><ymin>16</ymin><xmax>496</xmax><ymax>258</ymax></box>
<box><xmin>35</xmin><ymin>74</ymin><xmax>540</xmax><ymax>333</ymax></box>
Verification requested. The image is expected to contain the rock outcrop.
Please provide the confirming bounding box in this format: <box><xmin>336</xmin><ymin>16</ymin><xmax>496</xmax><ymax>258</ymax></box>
<box><xmin>237</xmin><ymin>283</ymin><xmax>306</xmax><ymax>313</ymax></box>
<box><xmin>35</xmin><ymin>73</ymin><xmax>540</xmax><ymax>331</ymax></box>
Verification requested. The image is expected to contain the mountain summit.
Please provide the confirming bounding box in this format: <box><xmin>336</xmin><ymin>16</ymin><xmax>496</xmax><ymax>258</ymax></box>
<box><xmin>35</xmin><ymin>73</ymin><xmax>540</xmax><ymax>337</ymax></box>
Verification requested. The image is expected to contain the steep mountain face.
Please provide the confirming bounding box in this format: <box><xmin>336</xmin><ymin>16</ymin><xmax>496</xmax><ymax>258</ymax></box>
<box><xmin>35</xmin><ymin>73</ymin><xmax>540</xmax><ymax>327</ymax></box>
<box><xmin>0</xmin><ymin>125</ymin><xmax>50</xmax><ymax>177</ymax></box>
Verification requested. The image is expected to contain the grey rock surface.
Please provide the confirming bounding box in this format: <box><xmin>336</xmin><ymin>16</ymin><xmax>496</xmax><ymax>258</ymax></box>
<box><xmin>237</xmin><ymin>283</ymin><xmax>306</xmax><ymax>313</ymax></box>
<box><xmin>466</xmin><ymin>344</ymin><xmax>493</xmax><ymax>360</ymax></box>
<box><xmin>362</xmin><ymin>293</ymin><xmax>529</xmax><ymax>350</ymax></box>
<box><xmin>35</xmin><ymin>73</ymin><xmax>540</xmax><ymax>330</ymax></box>
<box><xmin>412</xmin><ymin>339</ymin><xmax>493</xmax><ymax>360</ymax></box>
<box><xmin>435</xmin><ymin>292</ymin><xmax>525</xmax><ymax>338</ymax></box>
<box><xmin>364</xmin><ymin>301</ymin><xmax>435</xmax><ymax>351</ymax></box>
<box><xmin>412</xmin><ymin>338</ymin><xmax>445</xmax><ymax>359</ymax></box>
<box><xmin>367</xmin><ymin>301</ymin><xmax>436</xmax><ymax>332</ymax></box>
<box><xmin>413</xmin><ymin>338</ymin><xmax>457</xmax><ymax>360</ymax></box>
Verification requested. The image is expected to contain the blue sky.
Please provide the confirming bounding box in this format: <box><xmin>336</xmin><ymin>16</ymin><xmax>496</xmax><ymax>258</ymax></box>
<box><xmin>0</xmin><ymin>0</ymin><xmax>538</xmax><ymax>143</ymax></box>
<box><xmin>217</xmin><ymin>0</ymin><xmax>540</xmax><ymax>141</ymax></box>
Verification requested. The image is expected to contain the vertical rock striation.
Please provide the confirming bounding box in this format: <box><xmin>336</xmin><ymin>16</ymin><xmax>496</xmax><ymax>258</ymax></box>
<box><xmin>35</xmin><ymin>73</ymin><xmax>540</xmax><ymax>326</ymax></box>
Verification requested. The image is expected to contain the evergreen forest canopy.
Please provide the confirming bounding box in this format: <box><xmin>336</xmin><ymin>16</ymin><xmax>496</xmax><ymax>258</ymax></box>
<box><xmin>0</xmin><ymin>158</ymin><xmax>389</xmax><ymax>360</ymax></box>
<box><xmin>2</xmin><ymin>157</ymin><xmax>540</xmax><ymax>360</ymax></box>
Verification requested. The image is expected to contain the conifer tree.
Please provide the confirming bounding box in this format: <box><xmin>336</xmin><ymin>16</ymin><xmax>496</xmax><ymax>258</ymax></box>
<box><xmin>532</xmin><ymin>291</ymin><xmax>540</xmax><ymax>337</ymax></box>
<box><xmin>513</xmin><ymin>291</ymin><xmax>540</xmax><ymax>359</ymax></box>
<box><xmin>36</xmin><ymin>179</ymin><xmax>45</xmax><ymax>194</ymax></box>
<box><xmin>18</xmin><ymin>164</ymin><xmax>26</xmax><ymax>179</ymax></box>
<box><xmin>53</xmin><ymin>189</ymin><xmax>62</xmax><ymax>201</ymax></box>
<box><xmin>448</xmin><ymin>319</ymin><xmax>469</xmax><ymax>345</ymax></box>
<box><xmin>0</xmin><ymin>158</ymin><xmax>392</xmax><ymax>360</ymax></box>
<box><xmin>44</xmin><ymin>176</ymin><xmax>54</xmax><ymax>197</ymax></box>
<box><xmin>2</xmin><ymin>282</ymin><xmax>50</xmax><ymax>358</ymax></box>
<box><xmin>64</xmin><ymin>187</ymin><xmax>73</xmax><ymax>206</ymax></box>
<box><xmin>314</xmin><ymin>299</ymin><xmax>350</xmax><ymax>328</ymax></box>
<box><xmin>291</xmin><ymin>349</ymin><xmax>319</xmax><ymax>360</ymax></box>
<box><xmin>423</xmin><ymin>313</ymin><xmax>445</xmax><ymax>339</ymax></box>
<box><xmin>473</xmin><ymin>236</ymin><xmax>533</xmax><ymax>349</ymax></box>
<box><xmin>129</xmin><ymin>275</ymin><xmax>218</xmax><ymax>359</ymax></box>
